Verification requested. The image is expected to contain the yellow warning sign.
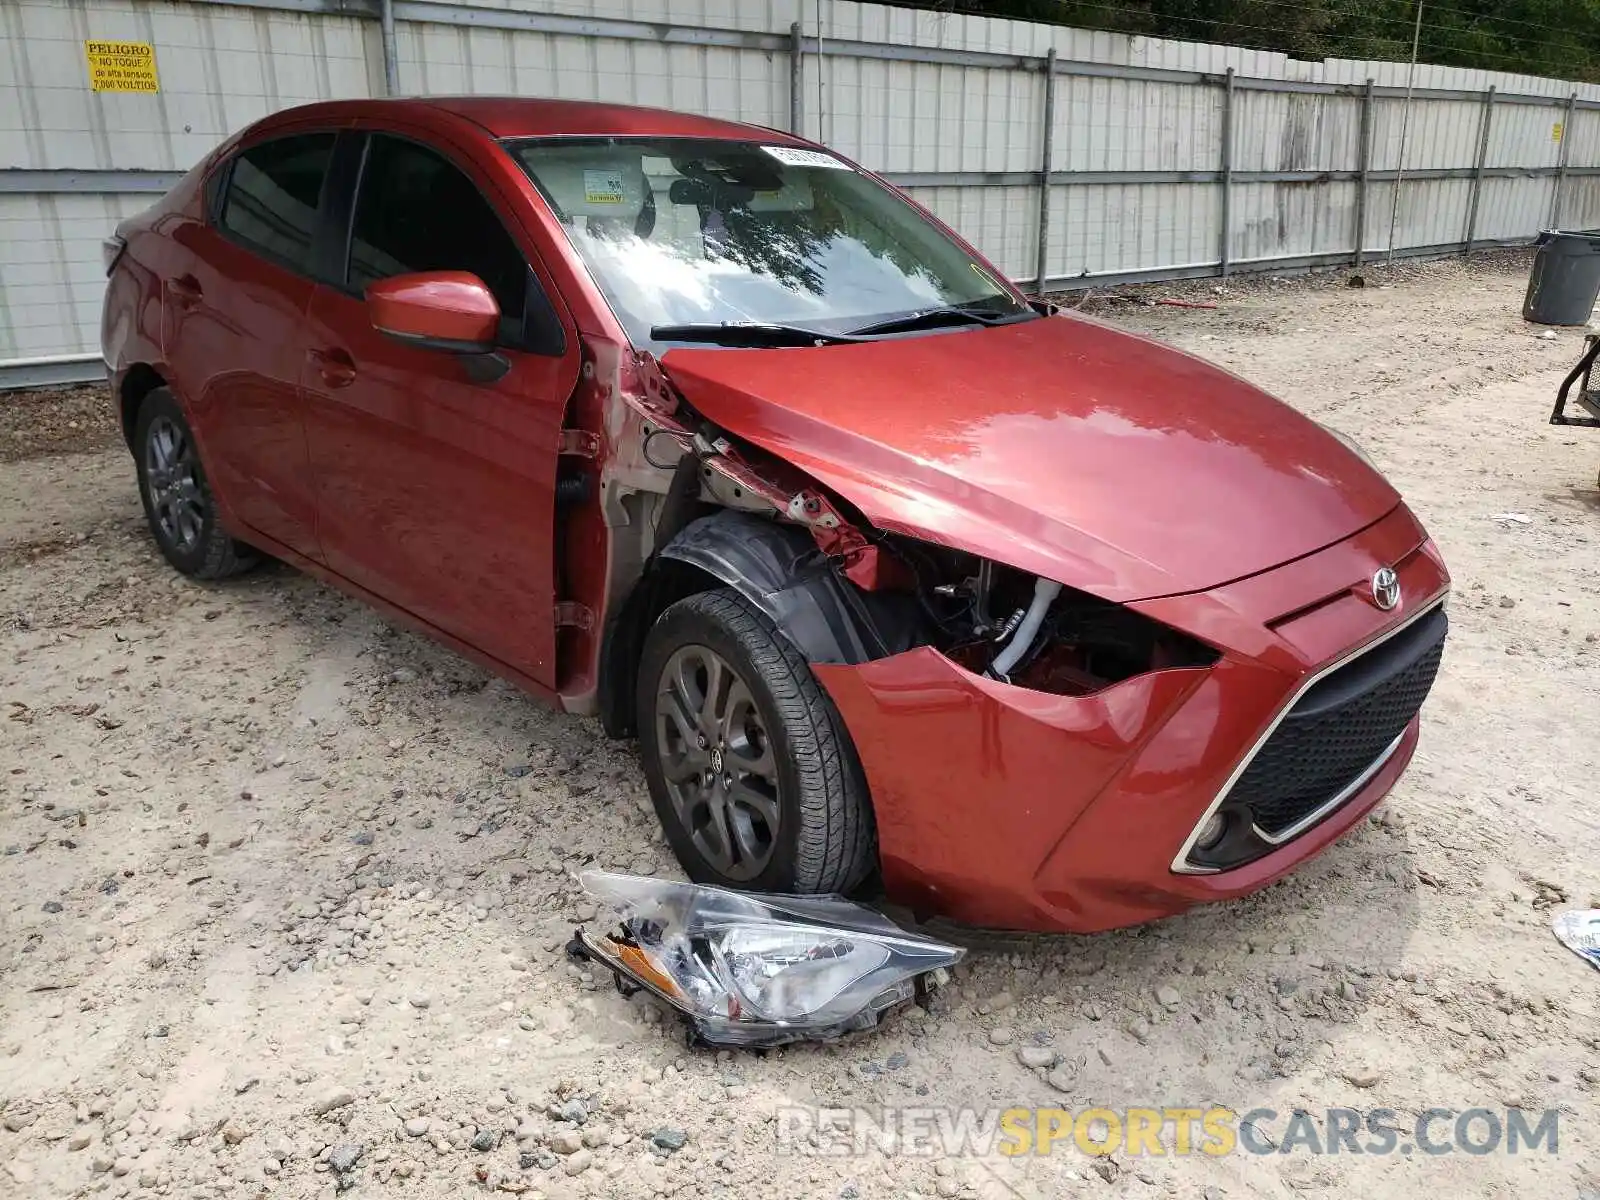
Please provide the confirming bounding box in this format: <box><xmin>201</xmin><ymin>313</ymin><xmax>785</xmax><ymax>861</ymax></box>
<box><xmin>1553</xmin><ymin>121</ymin><xmax>1565</xmax><ymax>143</ymax></box>
<box><xmin>84</xmin><ymin>40</ymin><xmax>159</xmax><ymax>93</ymax></box>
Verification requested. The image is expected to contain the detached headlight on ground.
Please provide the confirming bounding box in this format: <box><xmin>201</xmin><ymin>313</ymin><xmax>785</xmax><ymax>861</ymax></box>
<box><xmin>570</xmin><ymin>871</ymin><xmax>963</xmax><ymax>1048</ymax></box>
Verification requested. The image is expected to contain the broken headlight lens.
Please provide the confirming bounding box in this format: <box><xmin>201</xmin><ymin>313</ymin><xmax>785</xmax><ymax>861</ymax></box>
<box><xmin>573</xmin><ymin>871</ymin><xmax>962</xmax><ymax>1047</ymax></box>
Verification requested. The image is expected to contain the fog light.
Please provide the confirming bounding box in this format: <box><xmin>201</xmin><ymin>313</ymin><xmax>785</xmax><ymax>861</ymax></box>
<box><xmin>1194</xmin><ymin>811</ymin><xmax>1228</xmax><ymax>851</ymax></box>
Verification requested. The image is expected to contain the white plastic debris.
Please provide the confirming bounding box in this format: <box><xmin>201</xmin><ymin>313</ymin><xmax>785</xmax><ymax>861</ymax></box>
<box><xmin>1539</xmin><ymin>329</ymin><xmax>1559</xmax><ymax>341</ymax></box>
<box><xmin>568</xmin><ymin>871</ymin><xmax>962</xmax><ymax>1048</ymax></box>
<box><xmin>1553</xmin><ymin>910</ymin><xmax>1600</xmax><ymax>972</ymax></box>
<box><xmin>1490</xmin><ymin>512</ymin><xmax>1533</xmax><ymax>524</ymax></box>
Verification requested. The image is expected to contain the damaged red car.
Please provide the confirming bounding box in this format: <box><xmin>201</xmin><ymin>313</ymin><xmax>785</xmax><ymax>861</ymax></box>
<box><xmin>101</xmin><ymin>98</ymin><xmax>1449</xmax><ymax>933</ymax></box>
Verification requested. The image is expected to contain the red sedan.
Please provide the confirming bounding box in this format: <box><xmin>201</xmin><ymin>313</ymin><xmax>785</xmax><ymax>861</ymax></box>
<box><xmin>100</xmin><ymin>98</ymin><xmax>1448</xmax><ymax>933</ymax></box>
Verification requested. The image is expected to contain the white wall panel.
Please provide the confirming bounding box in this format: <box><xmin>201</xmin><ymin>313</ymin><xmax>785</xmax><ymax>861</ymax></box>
<box><xmin>1361</xmin><ymin>178</ymin><xmax>1478</xmax><ymax>252</ymax></box>
<box><xmin>2</xmin><ymin>0</ymin><xmax>375</xmax><ymax>172</ymax></box>
<box><xmin>1559</xmin><ymin>176</ymin><xmax>1600</xmax><ymax>231</ymax></box>
<box><xmin>1056</xmin><ymin>78</ymin><xmax>1216</xmax><ymax>173</ymax></box>
<box><xmin>1475</xmin><ymin>177</ymin><xmax>1559</xmax><ymax>243</ymax></box>
<box><xmin>1233</xmin><ymin>181</ymin><xmax>1360</xmax><ymax>262</ymax></box>
<box><xmin>1405</xmin><ymin>178</ymin><xmax>1474</xmax><ymax>247</ymax></box>
<box><xmin>1565</xmin><ymin>109</ymin><xmax>1600</xmax><ymax>177</ymax></box>
<box><xmin>905</xmin><ymin>183</ymin><xmax>1037</xmax><ymax>280</ymax></box>
<box><xmin>1235</xmin><ymin>91</ymin><xmax>1361</xmax><ymax>173</ymax></box>
<box><xmin>821</xmin><ymin>60</ymin><xmax>1039</xmax><ymax>172</ymax></box>
<box><xmin>1049</xmin><ymin>183</ymin><xmax>1221</xmax><ymax>277</ymax></box>
<box><xmin>1487</xmin><ymin>101</ymin><xmax>1569</xmax><ymax>171</ymax></box>
<box><xmin>1370</xmin><ymin>98</ymin><xmax>1481</xmax><ymax>172</ymax></box>
<box><xmin>0</xmin><ymin>192</ymin><xmax>153</xmax><ymax>359</ymax></box>
<box><xmin>8</xmin><ymin>0</ymin><xmax>1600</xmax><ymax>371</ymax></box>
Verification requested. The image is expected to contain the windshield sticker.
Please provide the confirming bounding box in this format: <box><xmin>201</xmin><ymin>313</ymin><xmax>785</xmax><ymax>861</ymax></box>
<box><xmin>760</xmin><ymin>145</ymin><xmax>851</xmax><ymax>170</ymax></box>
<box><xmin>583</xmin><ymin>169</ymin><xmax>627</xmax><ymax>205</ymax></box>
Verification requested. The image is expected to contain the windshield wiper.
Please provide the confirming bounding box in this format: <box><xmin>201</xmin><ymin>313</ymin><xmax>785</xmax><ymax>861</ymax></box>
<box><xmin>846</xmin><ymin>304</ymin><xmax>1028</xmax><ymax>337</ymax></box>
<box><xmin>650</xmin><ymin>321</ymin><xmax>859</xmax><ymax>347</ymax></box>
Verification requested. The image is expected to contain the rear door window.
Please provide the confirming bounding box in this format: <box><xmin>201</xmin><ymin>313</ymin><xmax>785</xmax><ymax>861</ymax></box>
<box><xmin>217</xmin><ymin>133</ymin><xmax>336</xmax><ymax>272</ymax></box>
<box><xmin>346</xmin><ymin>134</ymin><xmax>528</xmax><ymax>342</ymax></box>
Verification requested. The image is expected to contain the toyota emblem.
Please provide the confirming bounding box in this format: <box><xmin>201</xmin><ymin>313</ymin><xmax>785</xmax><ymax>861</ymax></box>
<box><xmin>1371</xmin><ymin>566</ymin><xmax>1401</xmax><ymax>612</ymax></box>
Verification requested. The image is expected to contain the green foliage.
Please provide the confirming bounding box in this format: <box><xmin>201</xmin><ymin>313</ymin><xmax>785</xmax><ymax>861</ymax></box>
<box><xmin>887</xmin><ymin>1</ymin><xmax>1600</xmax><ymax>82</ymax></box>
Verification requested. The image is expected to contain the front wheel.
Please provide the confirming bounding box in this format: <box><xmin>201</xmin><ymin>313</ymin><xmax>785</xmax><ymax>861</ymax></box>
<box><xmin>636</xmin><ymin>588</ymin><xmax>877</xmax><ymax>895</ymax></box>
<box><xmin>133</xmin><ymin>388</ymin><xmax>259</xmax><ymax>580</ymax></box>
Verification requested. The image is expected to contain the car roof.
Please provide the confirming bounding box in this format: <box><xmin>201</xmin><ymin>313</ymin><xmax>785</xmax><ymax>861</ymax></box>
<box><xmin>258</xmin><ymin>97</ymin><xmax>805</xmax><ymax>144</ymax></box>
<box><xmin>431</xmin><ymin>97</ymin><xmax>799</xmax><ymax>142</ymax></box>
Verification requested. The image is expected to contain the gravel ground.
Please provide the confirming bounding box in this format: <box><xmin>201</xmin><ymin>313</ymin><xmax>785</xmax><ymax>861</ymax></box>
<box><xmin>0</xmin><ymin>384</ymin><xmax>122</xmax><ymax>464</ymax></box>
<box><xmin>2</xmin><ymin>253</ymin><xmax>1599</xmax><ymax>1200</ymax></box>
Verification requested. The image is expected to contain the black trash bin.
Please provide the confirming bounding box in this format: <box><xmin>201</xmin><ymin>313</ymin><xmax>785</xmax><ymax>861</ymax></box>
<box><xmin>1524</xmin><ymin>230</ymin><xmax>1600</xmax><ymax>325</ymax></box>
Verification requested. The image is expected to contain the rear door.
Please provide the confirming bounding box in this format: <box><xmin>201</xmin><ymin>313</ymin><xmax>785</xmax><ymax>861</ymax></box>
<box><xmin>299</xmin><ymin>129</ymin><xmax>579</xmax><ymax>686</ymax></box>
<box><xmin>165</xmin><ymin>131</ymin><xmax>335</xmax><ymax>559</ymax></box>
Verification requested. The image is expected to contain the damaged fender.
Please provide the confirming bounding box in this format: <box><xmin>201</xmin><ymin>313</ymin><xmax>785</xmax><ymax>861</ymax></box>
<box><xmin>660</xmin><ymin>510</ymin><xmax>913</xmax><ymax>666</ymax></box>
<box><xmin>596</xmin><ymin>509</ymin><xmax>919</xmax><ymax>738</ymax></box>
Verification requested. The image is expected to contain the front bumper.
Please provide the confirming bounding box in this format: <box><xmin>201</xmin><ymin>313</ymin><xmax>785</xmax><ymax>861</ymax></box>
<box><xmin>815</xmin><ymin>506</ymin><xmax>1449</xmax><ymax>934</ymax></box>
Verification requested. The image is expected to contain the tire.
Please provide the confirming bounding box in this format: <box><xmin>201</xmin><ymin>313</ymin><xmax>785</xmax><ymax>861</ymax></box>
<box><xmin>637</xmin><ymin>588</ymin><xmax>877</xmax><ymax>895</ymax></box>
<box><xmin>132</xmin><ymin>387</ymin><xmax>259</xmax><ymax>580</ymax></box>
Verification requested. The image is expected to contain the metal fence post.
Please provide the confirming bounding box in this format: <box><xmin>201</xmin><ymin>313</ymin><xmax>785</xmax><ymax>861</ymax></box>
<box><xmin>1219</xmin><ymin>67</ymin><xmax>1234</xmax><ymax>279</ymax></box>
<box><xmin>789</xmin><ymin>22</ymin><xmax>803</xmax><ymax>135</ymax></box>
<box><xmin>1463</xmin><ymin>85</ymin><xmax>1495</xmax><ymax>253</ymax></box>
<box><xmin>1353</xmin><ymin>78</ymin><xmax>1373</xmax><ymax>267</ymax></box>
<box><xmin>1033</xmin><ymin>49</ymin><xmax>1057</xmax><ymax>297</ymax></box>
<box><xmin>1552</xmin><ymin>90</ymin><xmax>1579</xmax><ymax>230</ymax></box>
<box><xmin>379</xmin><ymin>0</ymin><xmax>399</xmax><ymax>95</ymax></box>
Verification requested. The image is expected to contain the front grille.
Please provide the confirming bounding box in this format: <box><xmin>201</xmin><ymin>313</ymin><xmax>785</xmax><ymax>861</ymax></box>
<box><xmin>1231</xmin><ymin>606</ymin><xmax>1447</xmax><ymax>839</ymax></box>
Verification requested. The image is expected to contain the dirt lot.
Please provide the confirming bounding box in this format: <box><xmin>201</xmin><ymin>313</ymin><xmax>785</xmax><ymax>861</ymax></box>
<box><xmin>2</xmin><ymin>253</ymin><xmax>1599</xmax><ymax>1200</ymax></box>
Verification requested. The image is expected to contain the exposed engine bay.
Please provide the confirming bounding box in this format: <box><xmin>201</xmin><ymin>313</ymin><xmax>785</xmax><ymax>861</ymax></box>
<box><xmin>877</xmin><ymin>537</ymin><xmax>1219</xmax><ymax>693</ymax></box>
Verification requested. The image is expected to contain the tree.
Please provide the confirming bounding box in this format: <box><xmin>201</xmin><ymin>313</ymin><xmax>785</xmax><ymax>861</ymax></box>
<box><xmin>892</xmin><ymin>0</ymin><xmax>1600</xmax><ymax>82</ymax></box>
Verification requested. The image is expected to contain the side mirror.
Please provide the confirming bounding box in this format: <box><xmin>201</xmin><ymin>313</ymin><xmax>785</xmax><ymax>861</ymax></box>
<box><xmin>367</xmin><ymin>271</ymin><xmax>499</xmax><ymax>354</ymax></box>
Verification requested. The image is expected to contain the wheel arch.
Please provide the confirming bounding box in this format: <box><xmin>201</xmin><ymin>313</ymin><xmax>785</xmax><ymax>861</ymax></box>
<box><xmin>596</xmin><ymin>510</ymin><xmax>912</xmax><ymax>738</ymax></box>
<box><xmin>118</xmin><ymin>363</ymin><xmax>168</xmax><ymax>448</ymax></box>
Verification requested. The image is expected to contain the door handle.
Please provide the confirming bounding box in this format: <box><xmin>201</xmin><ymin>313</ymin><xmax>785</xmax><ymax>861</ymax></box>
<box><xmin>168</xmin><ymin>274</ymin><xmax>203</xmax><ymax>309</ymax></box>
<box><xmin>308</xmin><ymin>347</ymin><xmax>357</xmax><ymax>389</ymax></box>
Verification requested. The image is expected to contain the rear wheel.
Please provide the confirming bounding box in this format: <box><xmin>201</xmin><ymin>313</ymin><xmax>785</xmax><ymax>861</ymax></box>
<box><xmin>637</xmin><ymin>588</ymin><xmax>877</xmax><ymax>895</ymax></box>
<box><xmin>133</xmin><ymin>388</ymin><xmax>259</xmax><ymax>579</ymax></box>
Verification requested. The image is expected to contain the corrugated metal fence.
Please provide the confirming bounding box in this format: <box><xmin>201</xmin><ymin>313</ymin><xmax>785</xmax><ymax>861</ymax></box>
<box><xmin>6</xmin><ymin>0</ymin><xmax>1600</xmax><ymax>388</ymax></box>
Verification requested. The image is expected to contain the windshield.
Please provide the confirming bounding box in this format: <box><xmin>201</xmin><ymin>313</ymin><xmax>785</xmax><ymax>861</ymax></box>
<box><xmin>508</xmin><ymin>137</ymin><xmax>1031</xmax><ymax>347</ymax></box>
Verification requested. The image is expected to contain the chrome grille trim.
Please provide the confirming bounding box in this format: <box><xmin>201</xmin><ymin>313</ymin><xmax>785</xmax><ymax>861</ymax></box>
<box><xmin>1250</xmin><ymin>730</ymin><xmax>1405</xmax><ymax>846</ymax></box>
<box><xmin>1170</xmin><ymin>591</ymin><xmax>1447</xmax><ymax>876</ymax></box>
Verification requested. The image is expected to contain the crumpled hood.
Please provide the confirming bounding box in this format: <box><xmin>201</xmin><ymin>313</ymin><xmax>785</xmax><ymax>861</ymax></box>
<box><xmin>658</xmin><ymin>313</ymin><xmax>1400</xmax><ymax>602</ymax></box>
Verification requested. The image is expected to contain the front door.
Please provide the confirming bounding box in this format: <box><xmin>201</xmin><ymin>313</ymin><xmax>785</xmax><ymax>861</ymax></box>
<box><xmin>299</xmin><ymin>132</ymin><xmax>577</xmax><ymax>686</ymax></box>
<box><xmin>167</xmin><ymin>131</ymin><xmax>334</xmax><ymax>559</ymax></box>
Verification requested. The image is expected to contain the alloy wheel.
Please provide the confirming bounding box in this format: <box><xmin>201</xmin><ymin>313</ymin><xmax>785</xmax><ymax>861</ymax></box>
<box><xmin>654</xmin><ymin>643</ymin><xmax>781</xmax><ymax>881</ymax></box>
<box><xmin>144</xmin><ymin>415</ymin><xmax>205</xmax><ymax>553</ymax></box>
